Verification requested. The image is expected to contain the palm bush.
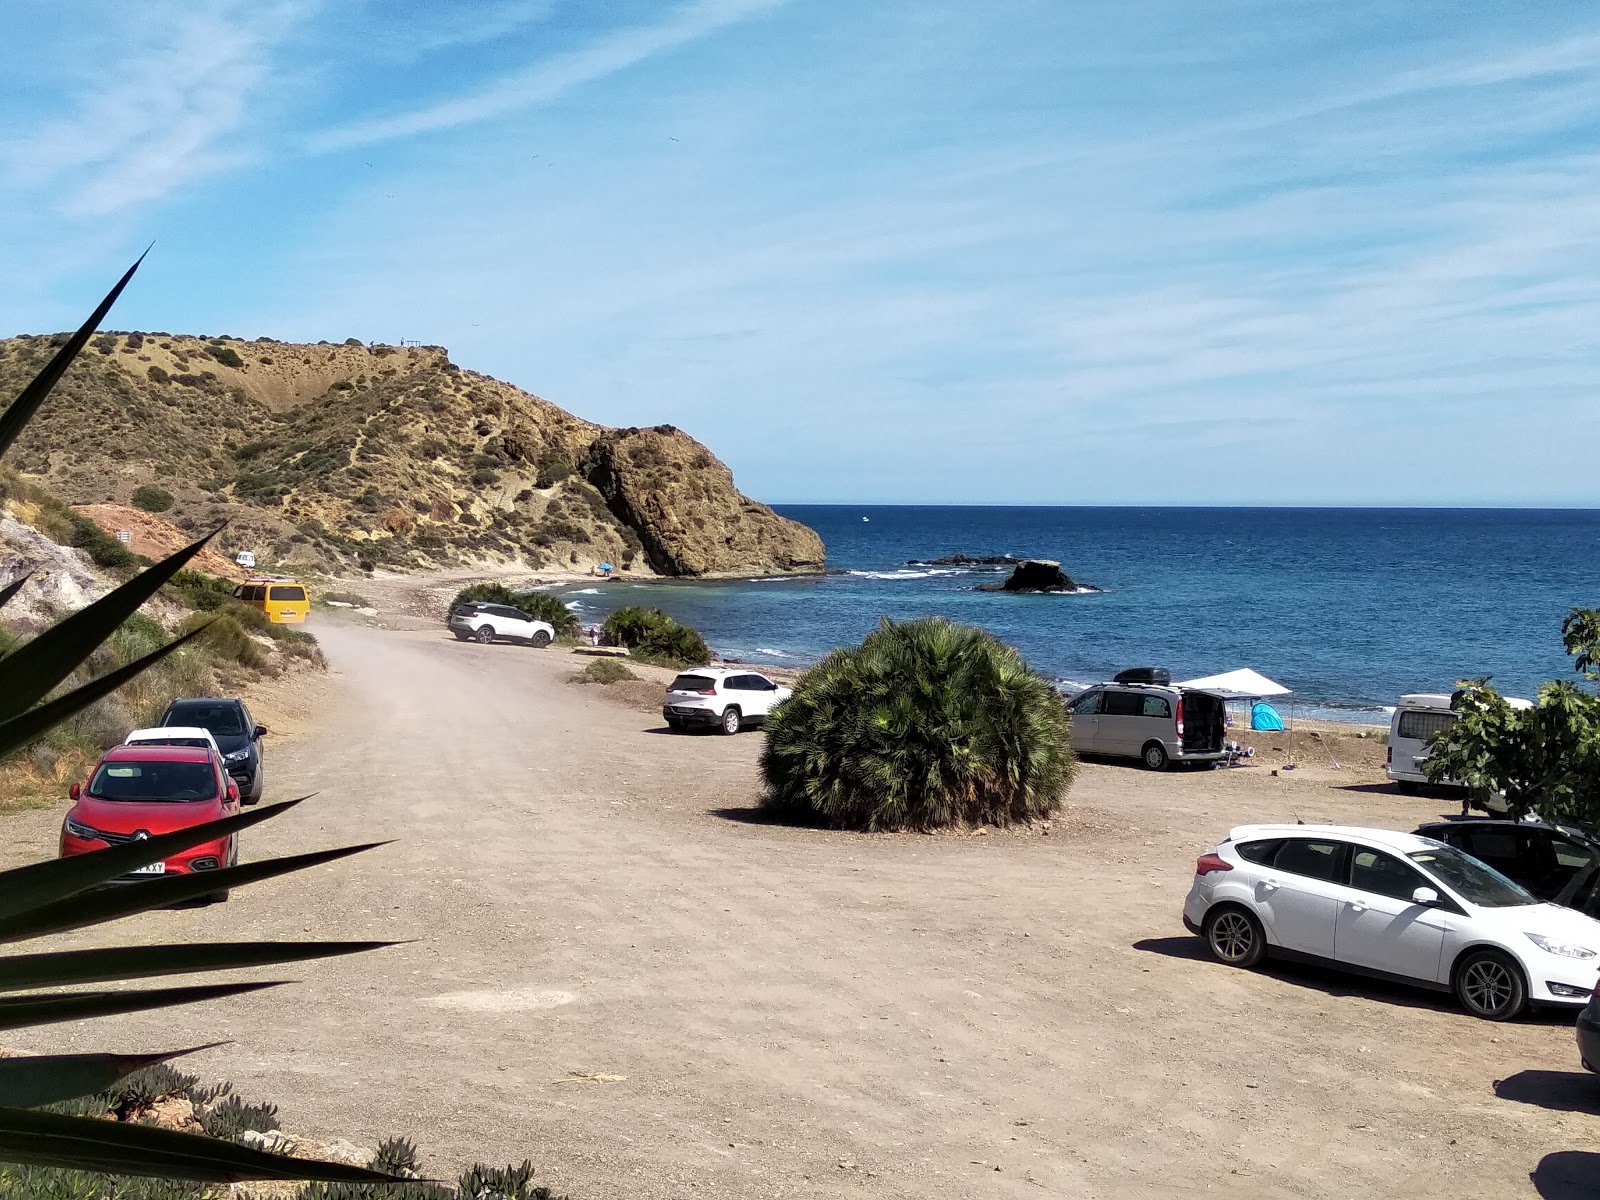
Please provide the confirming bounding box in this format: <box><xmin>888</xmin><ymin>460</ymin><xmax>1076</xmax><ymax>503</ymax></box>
<box><xmin>760</xmin><ymin>617</ymin><xmax>1075</xmax><ymax>830</ymax></box>
<box><xmin>0</xmin><ymin>257</ymin><xmax>398</xmax><ymax>1186</ymax></box>
<box><xmin>600</xmin><ymin>607</ymin><xmax>709</xmax><ymax>668</ymax></box>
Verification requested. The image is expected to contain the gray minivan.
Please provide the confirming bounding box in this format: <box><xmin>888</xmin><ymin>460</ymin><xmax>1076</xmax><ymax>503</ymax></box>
<box><xmin>1067</xmin><ymin>682</ymin><xmax>1227</xmax><ymax>770</ymax></box>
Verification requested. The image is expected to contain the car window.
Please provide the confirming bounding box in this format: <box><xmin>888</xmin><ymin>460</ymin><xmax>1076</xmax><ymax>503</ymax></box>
<box><xmin>723</xmin><ymin>676</ymin><xmax>750</xmax><ymax>690</ymax></box>
<box><xmin>1103</xmin><ymin>691</ymin><xmax>1143</xmax><ymax>717</ymax></box>
<box><xmin>1409</xmin><ymin>845</ymin><xmax>1536</xmax><ymax>908</ymax></box>
<box><xmin>1552</xmin><ymin>838</ymin><xmax>1595</xmax><ymax>870</ymax></box>
<box><xmin>89</xmin><ymin>761</ymin><xmax>217</xmax><ymax>802</ymax></box>
<box><xmin>670</xmin><ymin>674</ymin><xmax>716</xmax><ymax>693</ymax></box>
<box><xmin>168</xmin><ymin>704</ymin><xmax>245</xmax><ymax>737</ymax></box>
<box><xmin>1349</xmin><ymin>848</ymin><xmax>1430</xmax><ymax>902</ymax></box>
<box><xmin>1463</xmin><ymin>829</ymin><xmax>1520</xmax><ymax>867</ymax></box>
<box><xmin>1397</xmin><ymin>710</ymin><xmax>1456</xmax><ymax>741</ymax></box>
<box><xmin>1069</xmin><ymin>691</ymin><xmax>1101</xmax><ymax>715</ymax></box>
<box><xmin>1141</xmin><ymin>696</ymin><xmax>1171</xmax><ymax>718</ymax></box>
<box><xmin>750</xmin><ymin>676</ymin><xmax>777</xmax><ymax>691</ymax></box>
<box><xmin>268</xmin><ymin>586</ymin><xmax>306</xmax><ymax>602</ymax></box>
<box><xmin>1235</xmin><ymin>839</ymin><xmax>1282</xmax><ymax>864</ymax></box>
<box><xmin>1272</xmin><ymin>839</ymin><xmax>1344</xmax><ymax>882</ymax></box>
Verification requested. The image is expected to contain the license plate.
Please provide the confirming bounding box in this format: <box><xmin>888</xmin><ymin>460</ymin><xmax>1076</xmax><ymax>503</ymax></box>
<box><xmin>130</xmin><ymin>861</ymin><xmax>166</xmax><ymax>876</ymax></box>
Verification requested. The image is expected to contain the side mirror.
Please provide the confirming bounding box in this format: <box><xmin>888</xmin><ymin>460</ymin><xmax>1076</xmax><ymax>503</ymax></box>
<box><xmin>227</xmin><ymin>780</ymin><xmax>240</xmax><ymax>802</ymax></box>
<box><xmin>68</xmin><ymin>782</ymin><xmax>81</xmax><ymax>800</ymax></box>
<box><xmin>253</xmin><ymin>725</ymin><xmax>268</xmax><ymax>738</ymax></box>
<box><xmin>1412</xmin><ymin>886</ymin><xmax>1440</xmax><ymax>907</ymax></box>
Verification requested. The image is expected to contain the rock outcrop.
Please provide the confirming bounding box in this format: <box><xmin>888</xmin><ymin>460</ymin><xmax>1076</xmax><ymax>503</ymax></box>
<box><xmin>977</xmin><ymin>559</ymin><xmax>1095</xmax><ymax>593</ymax></box>
<box><xmin>585</xmin><ymin>426</ymin><xmax>824</xmax><ymax>577</ymax></box>
<box><xmin>0</xmin><ymin>332</ymin><xmax>824</xmax><ymax>578</ymax></box>
<box><xmin>905</xmin><ymin>554</ymin><xmax>1021</xmax><ymax>567</ymax></box>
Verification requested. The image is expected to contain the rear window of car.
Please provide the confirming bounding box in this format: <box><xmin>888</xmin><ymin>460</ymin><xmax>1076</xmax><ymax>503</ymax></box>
<box><xmin>269</xmin><ymin>586</ymin><xmax>307</xmax><ymax>602</ymax></box>
<box><xmin>168</xmin><ymin>704</ymin><xmax>245</xmax><ymax>736</ymax></box>
<box><xmin>90</xmin><ymin>761</ymin><xmax>216</xmax><ymax>802</ymax></box>
<box><xmin>1235</xmin><ymin>839</ymin><xmax>1282</xmax><ymax>864</ymax></box>
<box><xmin>670</xmin><ymin>675</ymin><xmax>716</xmax><ymax>693</ymax></box>
<box><xmin>1397</xmin><ymin>710</ymin><xmax>1456</xmax><ymax>741</ymax></box>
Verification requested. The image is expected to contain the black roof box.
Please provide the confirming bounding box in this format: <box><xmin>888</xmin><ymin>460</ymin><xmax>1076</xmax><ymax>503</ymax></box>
<box><xmin>1113</xmin><ymin>667</ymin><xmax>1171</xmax><ymax>686</ymax></box>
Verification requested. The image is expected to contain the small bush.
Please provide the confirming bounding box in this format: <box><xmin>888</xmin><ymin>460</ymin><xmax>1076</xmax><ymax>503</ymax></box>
<box><xmin>197</xmin><ymin>1093</ymin><xmax>280</xmax><ymax>1142</ymax></box>
<box><xmin>164</xmin><ymin>570</ymin><xmax>235</xmax><ymax>612</ymax></box>
<box><xmin>601</xmin><ymin>605</ymin><xmax>671</xmax><ymax>648</ymax></box>
<box><xmin>177</xmin><ymin>612</ymin><xmax>268</xmax><ymax>670</ymax></box>
<box><xmin>574</xmin><ymin>658</ymin><xmax>637</xmax><ymax>685</ymax></box>
<box><xmin>535</xmin><ymin>452</ymin><xmax>572</xmax><ymax>489</ymax></box>
<box><xmin>516</xmin><ymin>591</ymin><xmax>580</xmax><ymax>640</ymax></box>
<box><xmin>471</xmin><ymin>468</ymin><xmax>500</xmax><ymax>487</ymax></box>
<box><xmin>204</xmin><ymin>344</ymin><xmax>244</xmax><ymax>369</ymax></box>
<box><xmin>130</xmin><ymin>484</ymin><xmax>174</xmax><ymax>513</ymax></box>
<box><xmin>601</xmin><ymin>606</ymin><xmax>710</xmax><ymax>668</ymax></box>
<box><xmin>761</xmin><ymin>617</ymin><xmax>1075</xmax><ymax>831</ymax></box>
<box><xmin>66</xmin><ymin>512</ymin><xmax>137</xmax><ymax>570</ymax></box>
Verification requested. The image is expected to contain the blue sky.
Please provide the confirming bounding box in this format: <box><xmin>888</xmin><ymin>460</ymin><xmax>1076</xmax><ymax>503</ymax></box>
<box><xmin>1</xmin><ymin>1</ymin><xmax>1595</xmax><ymax>506</ymax></box>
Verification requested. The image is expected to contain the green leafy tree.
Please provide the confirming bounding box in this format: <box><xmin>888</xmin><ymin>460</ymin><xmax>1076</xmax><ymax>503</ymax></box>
<box><xmin>761</xmin><ymin>616</ymin><xmax>1075</xmax><ymax>831</ymax></box>
<box><xmin>0</xmin><ymin>257</ymin><xmax>398</xmax><ymax>1185</ymax></box>
<box><xmin>1426</xmin><ymin>607</ymin><xmax>1600</xmax><ymax>825</ymax></box>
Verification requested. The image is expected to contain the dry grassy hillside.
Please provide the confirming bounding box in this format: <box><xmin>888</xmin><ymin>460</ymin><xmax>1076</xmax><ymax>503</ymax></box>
<box><xmin>0</xmin><ymin>332</ymin><xmax>823</xmax><ymax>578</ymax></box>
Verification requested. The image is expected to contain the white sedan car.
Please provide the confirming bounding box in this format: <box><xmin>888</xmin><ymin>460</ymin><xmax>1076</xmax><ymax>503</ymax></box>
<box><xmin>1183</xmin><ymin>823</ymin><xmax>1600</xmax><ymax>1019</ymax></box>
<box><xmin>662</xmin><ymin>668</ymin><xmax>793</xmax><ymax>734</ymax></box>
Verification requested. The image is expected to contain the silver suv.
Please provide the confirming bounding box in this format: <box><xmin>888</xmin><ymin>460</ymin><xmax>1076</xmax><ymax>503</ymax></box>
<box><xmin>1067</xmin><ymin>682</ymin><xmax>1226</xmax><ymax>770</ymax></box>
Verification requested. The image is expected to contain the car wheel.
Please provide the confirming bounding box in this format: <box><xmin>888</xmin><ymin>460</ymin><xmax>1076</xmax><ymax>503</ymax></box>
<box><xmin>475</xmin><ymin>625</ymin><xmax>496</xmax><ymax>644</ymax></box>
<box><xmin>453</xmin><ymin>631</ymin><xmax>472</xmax><ymax>642</ymax></box>
<box><xmin>1203</xmin><ymin>905</ymin><xmax>1265</xmax><ymax>968</ymax></box>
<box><xmin>1395</xmin><ymin>780</ymin><xmax>1419</xmax><ymax>795</ymax></box>
<box><xmin>666</xmin><ymin>718</ymin><xmax>686</xmax><ymax>731</ymax></box>
<box><xmin>1142</xmin><ymin>741</ymin><xmax>1170</xmax><ymax>771</ymax></box>
<box><xmin>1454</xmin><ymin>949</ymin><xmax>1527</xmax><ymax>1020</ymax></box>
<box><xmin>531</xmin><ymin>630</ymin><xmax>552</xmax><ymax>648</ymax></box>
<box><xmin>208</xmin><ymin>890</ymin><xmax>231</xmax><ymax>904</ymax></box>
<box><xmin>720</xmin><ymin>707</ymin><xmax>742</xmax><ymax>735</ymax></box>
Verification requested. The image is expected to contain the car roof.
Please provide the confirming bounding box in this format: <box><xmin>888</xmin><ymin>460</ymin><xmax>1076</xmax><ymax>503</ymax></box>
<box><xmin>670</xmin><ymin>667</ymin><xmax>751</xmax><ymax>678</ymax></box>
<box><xmin>1227</xmin><ymin>823</ymin><xmax>1437</xmax><ymax>854</ymax></box>
<box><xmin>167</xmin><ymin>697</ymin><xmax>243</xmax><ymax>710</ymax></box>
<box><xmin>102</xmin><ymin>745</ymin><xmax>215</xmax><ymax>764</ymax></box>
<box><xmin>127</xmin><ymin>726</ymin><xmax>216</xmax><ymax>742</ymax></box>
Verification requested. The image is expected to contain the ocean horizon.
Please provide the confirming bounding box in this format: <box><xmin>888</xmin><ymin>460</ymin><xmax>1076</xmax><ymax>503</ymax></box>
<box><xmin>560</xmin><ymin>504</ymin><xmax>1600</xmax><ymax>722</ymax></box>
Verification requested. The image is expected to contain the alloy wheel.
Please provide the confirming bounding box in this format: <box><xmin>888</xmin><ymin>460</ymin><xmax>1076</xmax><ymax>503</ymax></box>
<box><xmin>1209</xmin><ymin>912</ymin><xmax>1255</xmax><ymax>962</ymax></box>
<box><xmin>1462</xmin><ymin>959</ymin><xmax>1514</xmax><ymax>1013</ymax></box>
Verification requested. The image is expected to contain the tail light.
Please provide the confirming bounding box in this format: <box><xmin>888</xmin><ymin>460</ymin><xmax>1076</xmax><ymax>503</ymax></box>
<box><xmin>1386</xmin><ymin>747</ymin><xmax>1392</xmax><ymax>764</ymax></box>
<box><xmin>1175</xmin><ymin>696</ymin><xmax>1184</xmax><ymax>738</ymax></box>
<box><xmin>695</xmin><ymin>687</ymin><xmax>716</xmax><ymax>695</ymax></box>
<box><xmin>1195</xmin><ymin>852</ymin><xmax>1232</xmax><ymax>875</ymax></box>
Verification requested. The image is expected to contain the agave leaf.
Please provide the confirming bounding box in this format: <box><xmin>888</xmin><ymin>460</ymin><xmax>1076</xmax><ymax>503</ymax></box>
<box><xmin>0</xmin><ymin>1105</ymin><xmax>399</xmax><ymax>1182</ymax></box>
<box><xmin>0</xmin><ymin>572</ymin><xmax>30</xmax><ymax>614</ymax></box>
<box><xmin>0</xmin><ymin>842</ymin><xmax>388</xmax><ymax>943</ymax></box>
<box><xmin>0</xmin><ymin>252</ymin><xmax>145</xmax><ymax>462</ymax></box>
<box><xmin>0</xmin><ymin>625</ymin><xmax>205</xmax><ymax>762</ymax></box>
<box><xmin>0</xmin><ymin>799</ymin><xmax>305</xmax><ymax>925</ymax></box>
<box><xmin>0</xmin><ymin>533</ymin><xmax>218</xmax><ymax>726</ymax></box>
<box><xmin>0</xmin><ymin>981</ymin><xmax>281</xmax><ymax>1032</ymax></box>
<box><xmin>0</xmin><ymin>940</ymin><xmax>396</xmax><ymax>993</ymax></box>
<box><xmin>0</xmin><ymin>1044</ymin><xmax>220</xmax><ymax>1109</ymax></box>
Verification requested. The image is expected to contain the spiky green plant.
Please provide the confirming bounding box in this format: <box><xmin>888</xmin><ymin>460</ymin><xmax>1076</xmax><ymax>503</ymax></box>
<box><xmin>760</xmin><ymin>616</ymin><xmax>1075</xmax><ymax>830</ymax></box>
<box><xmin>600</xmin><ymin>606</ymin><xmax>709</xmax><ymax>668</ymax></box>
<box><xmin>0</xmin><ymin>257</ymin><xmax>398</xmax><ymax>1185</ymax></box>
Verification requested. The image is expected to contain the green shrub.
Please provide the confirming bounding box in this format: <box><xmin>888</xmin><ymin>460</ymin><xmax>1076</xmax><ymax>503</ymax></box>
<box><xmin>516</xmin><ymin>591</ymin><xmax>580</xmax><ymax>640</ymax></box>
<box><xmin>450</xmin><ymin>582</ymin><xmax>522</xmax><ymax>610</ymax></box>
<box><xmin>196</xmin><ymin>1093</ymin><xmax>279</xmax><ymax>1142</ymax></box>
<box><xmin>204</xmin><ymin>344</ymin><xmax>244</xmax><ymax>369</ymax></box>
<box><xmin>470</xmin><ymin>468</ymin><xmax>500</xmax><ymax>487</ymax></box>
<box><xmin>66</xmin><ymin>511</ymin><xmax>138</xmax><ymax>570</ymax></box>
<box><xmin>535</xmin><ymin>452</ymin><xmax>572</xmax><ymax>489</ymax></box>
<box><xmin>573</xmin><ymin>658</ymin><xmax>637</xmax><ymax>685</ymax></box>
<box><xmin>600</xmin><ymin>606</ymin><xmax>672</xmax><ymax>648</ymax></box>
<box><xmin>165</xmin><ymin>570</ymin><xmax>236</xmax><ymax>612</ymax></box>
<box><xmin>633</xmin><ymin>622</ymin><xmax>711</xmax><ymax>669</ymax></box>
<box><xmin>130</xmin><ymin>484</ymin><xmax>174</xmax><ymax>513</ymax></box>
<box><xmin>177</xmin><ymin>612</ymin><xmax>268</xmax><ymax>670</ymax></box>
<box><xmin>760</xmin><ymin>617</ymin><xmax>1075</xmax><ymax>831</ymax></box>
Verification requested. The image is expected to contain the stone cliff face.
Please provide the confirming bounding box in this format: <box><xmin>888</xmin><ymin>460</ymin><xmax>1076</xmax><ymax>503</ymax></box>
<box><xmin>585</xmin><ymin>426</ymin><xmax>825</xmax><ymax>577</ymax></box>
<box><xmin>0</xmin><ymin>332</ymin><xmax>824</xmax><ymax>578</ymax></box>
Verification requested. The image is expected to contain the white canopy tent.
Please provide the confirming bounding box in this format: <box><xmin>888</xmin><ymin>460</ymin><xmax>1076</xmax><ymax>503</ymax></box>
<box><xmin>1175</xmin><ymin>668</ymin><xmax>1290</xmax><ymax>700</ymax></box>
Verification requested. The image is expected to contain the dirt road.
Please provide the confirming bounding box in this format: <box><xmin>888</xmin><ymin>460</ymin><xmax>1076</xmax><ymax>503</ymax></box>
<box><xmin>11</xmin><ymin>619</ymin><xmax>1597</xmax><ymax>1198</ymax></box>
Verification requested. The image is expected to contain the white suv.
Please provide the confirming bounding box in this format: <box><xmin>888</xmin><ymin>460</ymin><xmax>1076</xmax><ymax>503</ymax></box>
<box><xmin>1184</xmin><ymin>823</ymin><xmax>1600</xmax><ymax>1019</ymax></box>
<box><xmin>662</xmin><ymin>668</ymin><xmax>793</xmax><ymax>734</ymax></box>
<box><xmin>448</xmin><ymin>602</ymin><xmax>556</xmax><ymax>647</ymax></box>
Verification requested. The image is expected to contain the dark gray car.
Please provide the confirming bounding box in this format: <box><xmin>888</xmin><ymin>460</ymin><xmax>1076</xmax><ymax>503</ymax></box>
<box><xmin>159</xmin><ymin>697</ymin><xmax>267</xmax><ymax>804</ymax></box>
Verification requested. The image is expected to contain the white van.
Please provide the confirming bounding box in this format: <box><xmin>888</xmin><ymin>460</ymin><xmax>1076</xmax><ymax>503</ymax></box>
<box><xmin>1386</xmin><ymin>692</ymin><xmax>1532</xmax><ymax>794</ymax></box>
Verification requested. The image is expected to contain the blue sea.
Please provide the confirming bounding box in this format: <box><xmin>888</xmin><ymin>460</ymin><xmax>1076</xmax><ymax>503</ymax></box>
<box><xmin>559</xmin><ymin>507</ymin><xmax>1600</xmax><ymax>722</ymax></box>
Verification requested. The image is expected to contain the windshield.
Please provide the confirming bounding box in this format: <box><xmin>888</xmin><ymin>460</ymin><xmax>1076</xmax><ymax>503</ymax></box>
<box><xmin>1410</xmin><ymin>844</ymin><xmax>1538</xmax><ymax>908</ymax></box>
<box><xmin>169</xmin><ymin>704</ymin><xmax>244</xmax><ymax>737</ymax></box>
<box><xmin>89</xmin><ymin>761</ymin><xmax>217</xmax><ymax>802</ymax></box>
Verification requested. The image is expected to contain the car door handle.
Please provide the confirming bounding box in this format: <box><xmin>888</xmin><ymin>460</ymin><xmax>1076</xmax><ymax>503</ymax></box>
<box><xmin>1349</xmin><ymin>901</ymin><xmax>1367</xmax><ymax>914</ymax></box>
<box><xmin>1261</xmin><ymin>878</ymin><xmax>1280</xmax><ymax>892</ymax></box>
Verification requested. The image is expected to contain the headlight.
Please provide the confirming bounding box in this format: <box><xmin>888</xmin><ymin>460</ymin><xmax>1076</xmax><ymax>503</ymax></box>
<box><xmin>1526</xmin><ymin>932</ymin><xmax>1597</xmax><ymax>960</ymax></box>
<box><xmin>224</xmin><ymin>749</ymin><xmax>251</xmax><ymax>763</ymax></box>
<box><xmin>64</xmin><ymin>817</ymin><xmax>99</xmax><ymax>840</ymax></box>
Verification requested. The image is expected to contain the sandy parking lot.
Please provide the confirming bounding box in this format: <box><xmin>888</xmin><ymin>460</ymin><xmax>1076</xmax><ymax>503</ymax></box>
<box><xmin>6</xmin><ymin>615</ymin><xmax>1598</xmax><ymax>1199</ymax></box>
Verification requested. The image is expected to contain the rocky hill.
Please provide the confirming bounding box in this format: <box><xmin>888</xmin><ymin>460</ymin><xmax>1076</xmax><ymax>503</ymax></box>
<box><xmin>0</xmin><ymin>332</ymin><xmax>824</xmax><ymax>578</ymax></box>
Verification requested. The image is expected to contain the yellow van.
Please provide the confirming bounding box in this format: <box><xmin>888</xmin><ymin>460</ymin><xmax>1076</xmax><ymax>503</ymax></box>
<box><xmin>233</xmin><ymin>578</ymin><xmax>311</xmax><ymax>624</ymax></box>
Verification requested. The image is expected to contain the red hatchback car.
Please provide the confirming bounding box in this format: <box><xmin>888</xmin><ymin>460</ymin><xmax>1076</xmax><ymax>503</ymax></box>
<box><xmin>61</xmin><ymin>745</ymin><xmax>240</xmax><ymax>900</ymax></box>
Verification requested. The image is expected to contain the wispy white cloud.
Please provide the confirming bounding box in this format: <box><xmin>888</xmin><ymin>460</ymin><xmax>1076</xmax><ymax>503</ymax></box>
<box><xmin>306</xmin><ymin>0</ymin><xmax>788</xmax><ymax>153</ymax></box>
<box><xmin>0</xmin><ymin>0</ymin><xmax>306</xmax><ymax>218</ymax></box>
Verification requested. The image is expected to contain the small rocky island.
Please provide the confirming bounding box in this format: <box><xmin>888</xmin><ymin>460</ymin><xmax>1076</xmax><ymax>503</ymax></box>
<box><xmin>905</xmin><ymin>554</ymin><xmax>1022</xmax><ymax>567</ymax></box>
<box><xmin>976</xmin><ymin>559</ymin><xmax>1098</xmax><ymax>594</ymax></box>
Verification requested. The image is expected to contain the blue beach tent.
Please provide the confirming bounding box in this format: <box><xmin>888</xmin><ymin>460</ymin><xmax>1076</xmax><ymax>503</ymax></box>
<box><xmin>1250</xmin><ymin>702</ymin><xmax>1285</xmax><ymax>731</ymax></box>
